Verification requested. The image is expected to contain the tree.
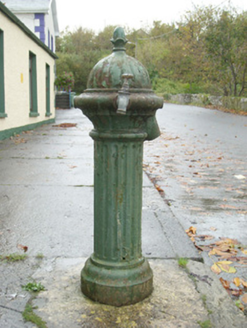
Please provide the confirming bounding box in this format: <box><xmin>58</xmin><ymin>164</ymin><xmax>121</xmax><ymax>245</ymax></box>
<box><xmin>54</xmin><ymin>5</ymin><xmax>247</xmax><ymax>97</ymax></box>
<box><xmin>56</xmin><ymin>27</ymin><xmax>100</xmax><ymax>93</ymax></box>
<box><xmin>204</xmin><ymin>9</ymin><xmax>247</xmax><ymax>96</ymax></box>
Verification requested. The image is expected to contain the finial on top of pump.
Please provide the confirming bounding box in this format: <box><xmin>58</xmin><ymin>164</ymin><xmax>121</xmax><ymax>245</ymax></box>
<box><xmin>111</xmin><ymin>27</ymin><xmax>128</xmax><ymax>51</ymax></box>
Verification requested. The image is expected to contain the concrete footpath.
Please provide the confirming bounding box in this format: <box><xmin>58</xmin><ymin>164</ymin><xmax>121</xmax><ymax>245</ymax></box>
<box><xmin>0</xmin><ymin>108</ymin><xmax>246</xmax><ymax>327</ymax></box>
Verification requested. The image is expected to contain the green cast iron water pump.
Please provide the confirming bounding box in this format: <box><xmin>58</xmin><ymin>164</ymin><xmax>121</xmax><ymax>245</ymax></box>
<box><xmin>74</xmin><ymin>27</ymin><xmax>163</xmax><ymax>306</ymax></box>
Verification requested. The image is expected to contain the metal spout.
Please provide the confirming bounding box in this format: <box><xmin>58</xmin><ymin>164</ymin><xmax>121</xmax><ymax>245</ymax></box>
<box><xmin>117</xmin><ymin>74</ymin><xmax>133</xmax><ymax>115</ymax></box>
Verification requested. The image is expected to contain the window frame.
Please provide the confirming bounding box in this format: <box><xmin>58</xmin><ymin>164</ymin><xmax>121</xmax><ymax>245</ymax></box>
<box><xmin>45</xmin><ymin>63</ymin><xmax>51</xmax><ymax>116</ymax></box>
<box><xmin>29</xmin><ymin>51</ymin><xmax>39</xmax><ymax>117</ymax></box>
<box><xmin>0</xmin><ymin>29</ymin><xmax>7</xmax><ymax>118</ymax></box>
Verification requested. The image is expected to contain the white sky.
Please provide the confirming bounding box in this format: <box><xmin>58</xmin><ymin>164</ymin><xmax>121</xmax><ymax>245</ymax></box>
<box><xmin>56</xmin><ymin>0</ymin><xmax>247</xmax><ymax>33</ymax></box>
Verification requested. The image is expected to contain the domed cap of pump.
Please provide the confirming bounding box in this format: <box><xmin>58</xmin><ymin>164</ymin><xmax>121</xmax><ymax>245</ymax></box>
<box><xmin>87</xmin><ymin>27</ymin><xmax>152</xmax><ymax>90</ymax></box>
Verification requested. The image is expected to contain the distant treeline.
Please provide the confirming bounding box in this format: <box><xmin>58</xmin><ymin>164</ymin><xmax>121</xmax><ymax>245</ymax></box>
<box><xmin>56</xmin><ymin>4</ymin><xmax>247</xmax><ymax>97</ymax></box>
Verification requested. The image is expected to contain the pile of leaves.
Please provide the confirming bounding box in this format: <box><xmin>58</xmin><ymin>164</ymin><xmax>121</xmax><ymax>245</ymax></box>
<box><xmin>52</xmin><ymin>123</ymin><xmax>77</xmax><ymax>128</ymax></box>
<box><xmin>186</xmin><ymin>226</ymin><xmax>247</xmax><ymax>312</ymax></box>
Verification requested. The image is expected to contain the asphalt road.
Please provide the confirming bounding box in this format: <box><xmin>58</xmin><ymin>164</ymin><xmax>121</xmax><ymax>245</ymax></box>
<box><xmin>144</xmin><ymin>103</ymin><xmax>247</xmax><ymax>236</ymax></box>
<box><xmin>144</xmin><ymin>103</ymin><xmax>247</xmax><ymax>271</ymax></box>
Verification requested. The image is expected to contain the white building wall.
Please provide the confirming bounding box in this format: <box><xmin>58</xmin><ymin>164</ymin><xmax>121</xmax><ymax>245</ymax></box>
<box><xmin>45</xmin><ymin>9</ymin><xmax>56</xmax><ymax>51</ymax></box>
<box><xmin>0</xmin><ymin>11</ymin><xmax>55</xmax><ymax>132</ymax></box>
<box><xmin>9</xmin><ymin>12</ymin><xmax>55</xmax><ymax>50</ymax></box>
<box><xmin>14</xmin><ymin>13</ymin><xmax>35</xmax><ymax>33</ymax></box>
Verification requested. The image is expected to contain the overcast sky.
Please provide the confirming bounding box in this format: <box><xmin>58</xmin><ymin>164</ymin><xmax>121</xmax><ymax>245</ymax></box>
<box><xmin>56</xmin><ymin>0</ymin><xmax>247</xmax><ymax>33</ymax></box>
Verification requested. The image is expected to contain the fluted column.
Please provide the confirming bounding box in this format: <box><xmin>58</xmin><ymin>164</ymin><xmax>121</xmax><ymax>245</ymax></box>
<box><xmin>80</xmin><ymin>130</ymin><xmax>153</xmax><ymax>306</ymax></box>
<box><xmin>93</xmin><ymin>132</ymin><xmax>143</xmax><ymax>263</ymax></box>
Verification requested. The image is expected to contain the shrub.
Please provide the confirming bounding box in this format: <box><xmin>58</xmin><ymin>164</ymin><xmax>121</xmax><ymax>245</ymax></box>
<box><xmin>55</xmin><ymin>71</ymin><xmax>74</xmax><ymax>92</ymax></box>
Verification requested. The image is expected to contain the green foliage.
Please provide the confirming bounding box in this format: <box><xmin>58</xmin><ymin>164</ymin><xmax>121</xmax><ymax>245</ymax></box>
<box><xmin>235</xmin><ymin>300</ymin><xmax>242</xmax><ymax>308</ymax></box>
<box><xmin>153</xmin><ymin>78</ymin><xmax>205</xmax><ymax>97</ymax></box>
<box><xmin>22</xmin><ymin>303</ymin><xmax>47</xmax><ymax>328</ymax></box>
<box><xmin>183</xmin><ymin>83</ymin><xmax>204</xmax><ymax>94</ymax></box>
<box><xmin>22</xmin><ymin>282</ymin><xmax>45</xmax><ymax>292</ymax></box>
<box><xmin>178</xmin><ymin>257</ymin><xmax>188</xmax><ymax>268</ymax></box>
<box><xmin>204</xmin><ymin>8</ymin><xmax>247</xmax><ymax>96</ymax></box>
<box><xmin>0</xmin><ymin>253</ymin><xmax>27</xmax><ymax>262</ymax></box>
<box><xmin>56</xmin><ymin>26</ymin><xmax>115</xmax><ymax>93</ymax></box>
<box><xmin>197</xmin><ymin>320</ymin><xmax>212</xmax><ymax>328</ymax></box>
<box><xmin>56</xmin><ymin>4</ymin><xmax>247</xmax><ymax>97</ymax></box>
<box><xmin>55</xmin><ymin>71</ymin><xmax>74</xmax><ymax>92</ymax></box>
<box><xmin>153</xmin><ymin>78</ymin><xmax>184</xmax><ymax>95</ymax></box>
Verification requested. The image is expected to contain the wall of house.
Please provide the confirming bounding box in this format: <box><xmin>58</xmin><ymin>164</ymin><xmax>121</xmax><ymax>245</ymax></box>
<box><xmin>45</xmin><ymin>8</ymin><xmax>56</xmax><ymax>51</ymax></box>
<box><xmin>14</xmin><ymin>13</ymin><xmax>35</xmax><ymax>32</ymax></box>
<box><xmin>14</xmin><ymin>12</ymin><xmax>55</xmax><ymax>50</ymax></box>
<box><xmin>0</xmin><ymin>11</ymin><xmax>55</xmax><ymax>137</ymax></box>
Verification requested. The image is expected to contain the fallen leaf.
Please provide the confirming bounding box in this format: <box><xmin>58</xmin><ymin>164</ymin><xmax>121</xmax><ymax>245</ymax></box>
<box><xmin>53</xmin><ymin>123</ymin><xmax>77</xmax><ymax>128</ymax></box>
<box><xmin>217</xmin><ymin>263</ymin><xmax>230</xmax><ymax>272</ymax></box>
<box><xmin>241</xmin><ymin>294</ymin><xmax>247</xmax><ymax>304</ymax></box>
<box><xmin>216</xmin><ymin>238</ymin><xmax>240</xmax><ymax>245</ymax></box>
<box><xmin>240</xmin><ymin>279</ymin><xmax>247</xmax><ymax>288</ymax></box>
<box><xmin>17</xmin><ymin>244</ymin><xmax>28</xmax><ymax>253</ymax></box>
<box><xmin>155</xmin><ymin>185</ymin><xmax>164</xmax><ymax>193</ymax></box>
<box><xmin>232</xmin><ymin>290</ymin><xmax>243</xmax><ymax>297</ymax></box>
<box><xmin>227</xmin><ymin>256</ymin><xmax>247</xmax><ymax>263</ymax></box>
<box><xmin>242</xmin><ymin>249</ymin><xmax>247</xmax><ymax>255</ymax></box>
<box><xmin>217</xmin><ymin>261</ymin><xmax>236</xmax><ymax>273</ymax></box>
<box><xmin>194</xmin><ymin>244</ymin><xmax>204</xmax><ymax>251</ymax></box>
<box><xmin>220</xmin><ymin>204</ymin><xmax>237</xmax><ymax>209</ymax></box>
<box><xmin>228</xmin><ymin>266</ymin><xmax>237</xmax><ymax>273</ymax></box>
<box><xmin>220</xmin><ymin>277</ymin><xmax>231</xmax><ymax>289</ymax></box>
<box><xmin>69</xmin><ymin>165</ymin><xmax>77</xmax><ymax>169</ymax></box>
<box><xmin>208</xmin><ymin>248</ymin><xmax>234</xmax><ymax>258</ymax></box>
<box><xmin>211</xmin><ymin>263</ymin><xmax>221</xmax><ymax>274</ymax></box>
<box><xmin>186</xmin><ymin>226</ymin><xmax>197</xmax><ymax>235</ymax></box>
<box><xmin>210</xmin><ymin>227</ymin><xmax>217</xmax><ymax>231</ymax></box>
<box><xmin>238</xmin><ymin>303</ymin><xmax>245</xmax><ymax>311</ymax></box>
<box><xmin>197</xmin><ymin>245</ymin><xmax>211</xmax><ymax>252</ymax></box>
<box><xmin>233</xmin><ymin>277</ymin><xmax>241</xmax><ymax>287</ymax></box>
<box><xmin>217</xmin><ymin>261</ymin><xmax>233</xmax><ymax>265</ymax></box>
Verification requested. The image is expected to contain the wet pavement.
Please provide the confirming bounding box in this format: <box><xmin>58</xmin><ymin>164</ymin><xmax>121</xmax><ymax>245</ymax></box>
<box><xmin>144</xmin><ymin>104</ymin><xmax>247</xmax><ymax>310</ymax></box>
<box><xmin>0</xmin><ymin>107</ymin><xmax>246</xmax><ymax>327</ymax></box>
<box><xmin>144</xmin><ymin>104</ymin><xmax>247</xmax><ymax>243</ymax></box>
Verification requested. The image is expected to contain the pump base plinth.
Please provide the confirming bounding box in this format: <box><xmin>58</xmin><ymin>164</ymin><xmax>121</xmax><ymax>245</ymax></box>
<box><xmin>81</xmin><ymin>256</ymin><xmax>153</xmax><ymax>306</ymax></box>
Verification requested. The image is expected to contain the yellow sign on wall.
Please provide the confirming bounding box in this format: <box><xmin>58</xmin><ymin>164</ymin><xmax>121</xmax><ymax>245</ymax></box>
<box><xmin>20</xmin><ymin>73</ymin><xmax>23</xmax><ymax>83</ymax></box>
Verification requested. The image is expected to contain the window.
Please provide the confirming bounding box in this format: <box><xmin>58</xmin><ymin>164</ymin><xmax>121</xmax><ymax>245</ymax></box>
<box><xmin>45</xmin><ymin>64</ymin><xmax>51</xmax><ymax>116</ymax></box>
<box><xmin>0</xmin><ymin>30</ymin><xmax>6</xmax><ymax>118</ymax></box>
<box><xmin>29</xmin><ymin>52</ymin><xmax>39</xmax><ymax>117</ymax></box>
